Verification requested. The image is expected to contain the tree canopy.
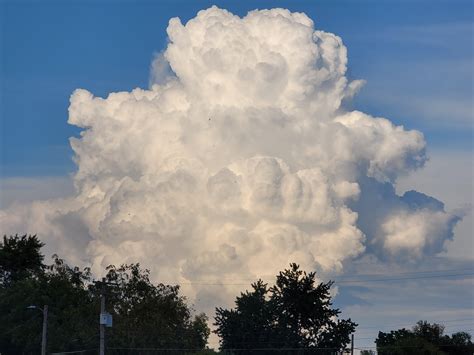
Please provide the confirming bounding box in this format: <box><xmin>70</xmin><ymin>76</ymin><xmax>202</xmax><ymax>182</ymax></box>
<box><xmin>0</xmin><ymin>234</ymin><xmax>210</xmax><ymax>354</ymax></box>
<box><xmin>376</xmin><ymin>320</ymin><xmax>474</xmax><ymax>355</ymax></box>
<box><xmin>214</xmin><ymin>263</ymin><xmax>356</xmax><ymax>354</ymax></box>
<box><xmin>0</xmin><ymin>234</ymin><xmax>44</xmax><ymax>285</ymax></box>
<box><xmin>100</xmin><ymin>263</ymin><xmax>210</xmax><ymax>350</ymax></box>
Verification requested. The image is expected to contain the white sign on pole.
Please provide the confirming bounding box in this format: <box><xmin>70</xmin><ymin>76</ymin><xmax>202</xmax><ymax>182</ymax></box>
<box><xmin>100</xmin><ymin>312</ymin><xmax>113</xmax><ymax>327</ymax></box>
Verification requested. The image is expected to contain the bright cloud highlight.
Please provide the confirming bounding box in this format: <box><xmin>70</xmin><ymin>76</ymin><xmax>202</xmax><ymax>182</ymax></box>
<box><xmin>0</xmin><ymin>6</ymin><xmax>460</xmax><ymax>309</ymax></box>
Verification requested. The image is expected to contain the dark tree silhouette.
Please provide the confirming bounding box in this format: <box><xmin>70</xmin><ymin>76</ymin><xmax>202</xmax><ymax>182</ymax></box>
<box><xmin>102</xmin><ymin>263</ymin><xmax>210</xmax><ymax>349</ymax></box>
<box><xmin>0</xmin><ymin>235</ymin><xmax>209</xmax><ymax>354</ymax></box>
<box><xmin>0</xmin><ymin>234</ymin><xmax>44</xmax><ymax>285</ymax></box>
<box><xmin>376</xmin><ymin>320</ymin><xmax>474</xmax><ymax>355</ymax></box>
<box><xmin>215</xmin><ymin>263</ymin><xmax>357</xmax><ymax>354</ymax></box>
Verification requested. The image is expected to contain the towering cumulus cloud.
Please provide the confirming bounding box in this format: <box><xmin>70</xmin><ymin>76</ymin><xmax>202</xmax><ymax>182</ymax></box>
<box><xmin>0</xmin><ymin>7</ymin><xmax>459</xmax><ymax>308</ymax></box>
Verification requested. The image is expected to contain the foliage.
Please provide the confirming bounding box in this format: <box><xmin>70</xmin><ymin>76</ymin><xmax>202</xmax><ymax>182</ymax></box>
<box><xmin>0</xmin><ymin>254</ymin><xmax>96</xmax><ymax>353</ymax></box>
<box><xmin>214</xmin><ymin>263</ymin><xmax>356</xmax><ymax>354</ymax></box>
<box><xmin>376</xmin><ymin>320</ymin><xmax>474</xmax><ymax>355</ymax></box>
<box><xmin>0</xmin><ymin>235</ymin><xmax>209</xmax><ymax>354</ymax></box>
<box><xmin>0</xmin><ymin>234</ymin><xmax>44</xmax><ymax>285</ymax></box>
<box><xmin>101</xmin><ymin>263</ymin><xmax>210</xmax><ymax>349</ymax></box>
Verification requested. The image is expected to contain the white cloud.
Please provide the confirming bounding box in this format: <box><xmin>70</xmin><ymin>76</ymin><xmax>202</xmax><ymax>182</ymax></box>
<box><xmin>397</xmin><ymin>149</ymin><xmax>473</xmax><ymax>260</ymax></box>
<box><xmin>381</xmin><ymin>209</ymin><xmax>457</xmax><ymax>257</ymax></box>
<box><xmin>360</xmin><ymin>90</ymin><xmax>474</xmax><ymax>129</ymax></box>
<box><xmin>0</xmin><ymin>6</ymin><xmax>461</xmax><ymax>314</ymax></box>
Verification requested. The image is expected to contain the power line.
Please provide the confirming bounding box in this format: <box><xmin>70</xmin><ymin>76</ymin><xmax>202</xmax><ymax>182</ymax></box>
<box><xmin>109</xmin><ymin>347</ymin><xmax>337</xmax><ymax>352</ymax></box>
<box><xmin>159</xmin><ymin>271</ymin><xmax>474</xmax><ymax>285</ymax></box>
<box><xmin>335</xmin><ymin>272</ymin><xmax>474</xmax><ymax>284</ymax></box>
<box><xmin>330</xmin><ymin>267</ymin><xmax>474</xmax><ymax>279</ymax></box>
<box><xmin>106</xmin><ymin>340</ymin><xmax>474</xmax><ymax>351</ymax></box>
<box><xmin>166</xmin><ymin>267</ymin><xmax>474</xmax><ymax>283</ymax></box>
<box><xmin>356</xmin><ymin>342</ymin><xmax>474</xmax><ymax>350</ymax></box>
<box><xmin>356</xmin><ymin>318</ymin><xmax>474</xmax><ymax>330</ymax></box>
<box><xmin>50</xmin><ymin>350</ymin><xmax>96</xmax><ymax>354</ymax></box>
<box><xmin>160</xmin><ymin>268</ymin><xmax>474</xmax><ymax>283</ymax></box>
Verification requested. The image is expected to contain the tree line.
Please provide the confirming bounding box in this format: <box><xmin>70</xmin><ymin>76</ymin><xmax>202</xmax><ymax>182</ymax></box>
<box><xmin>373</xmin><ymin>320</ymin><xmax>473</xmax><ymax>355</ymax></box>
<box><xmin>0</xmin><ymin>234</ymin><xmax>209</xmax><ymax>354</ymax></box>
<box><xmin>1</xmin><ymin>234</ymin><xmax>473</xmax><ymax>354</ymax></box>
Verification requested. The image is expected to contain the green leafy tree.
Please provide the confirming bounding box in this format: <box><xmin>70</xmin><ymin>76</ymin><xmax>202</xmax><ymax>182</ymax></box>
<box><xmin>376</xmin><ymin>320</ymin><xmax>474</xmax><ymax>355</ymax></box>
<box><xmin>215</xmin><ymin>280</ymin><xmax>276</xmax><ymax>351</ymax></box>
<box><xmin>0</xmin><ymin>254</ymin><xmax>96</xmax><ymax>354</ymax></box>
<box><xmin>103</xmin><ymin>263</ymin><xmax>210</xmax><ymax>350</ymax></box>
<box><xmin>442</xmin><ymin>332</ymin><xmax>474</xmax><ymax>354</ymax></box>
<box><xmin>0</xmin><ymin>234</ymin><xmax>44</xmax><ymax>285</ymax></box>
<box><xmin>413</xmin><ymin>320</ymin><xmax>444</xmax><ymax>344</ymax></box>
<box><xmin>214</xmin><ymin>263</ymin><xmax>357</xmax><ymax>354</ymax></box>
<box><xmin>0</xmin><ymin>235</ymin><xmax>210</xmax><ymax>354</ymax></box>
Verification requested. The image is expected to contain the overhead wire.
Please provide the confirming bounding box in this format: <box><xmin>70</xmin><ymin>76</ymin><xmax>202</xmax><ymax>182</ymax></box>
<box><xmin>156</xmin><ymin>270</ymin><xmax>474</xmax><ymax>286</ymax></box>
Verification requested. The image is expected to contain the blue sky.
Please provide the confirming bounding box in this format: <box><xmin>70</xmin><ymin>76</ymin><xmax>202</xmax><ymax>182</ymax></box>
<box><xmin>1</xmin><ymin>0</ymin><xmax>473</xmax><ymax>352</ymax></box>
<box><xmin>1</xmin><ymin>0</ymin><xmax>472</xmax><ymax>176</ymax></box>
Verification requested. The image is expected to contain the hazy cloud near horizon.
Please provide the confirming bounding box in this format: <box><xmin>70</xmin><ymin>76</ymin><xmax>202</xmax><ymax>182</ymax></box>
<box><xmin>0</xmin><ymin>7</ymin><xmax>464</xmax><ymax>312</ymax></box>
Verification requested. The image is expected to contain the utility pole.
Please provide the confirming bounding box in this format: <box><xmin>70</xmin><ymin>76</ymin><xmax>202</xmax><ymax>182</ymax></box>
<box><xmin>41</xmin><ymin>305</ymin><xmax>48</xmax><ymax>355</ymax></box>
<box><xmin>27</xmin><ymin>305</ymin><xmax>48</xmax><ymax>355</ymax></box>
<box><xmin>97</xmin><ymin>277</ymin><xmax>114</xmax><ymax>355</ymax></box>
<box><xmin>351</xmin><ymin>333</ymin><xmax>354</xmax><ymax>355</ymax></box>
<box><xmin>100</xmin><ymin>278</ymin><xmax>105</xmax><ymax>355</ymax></box>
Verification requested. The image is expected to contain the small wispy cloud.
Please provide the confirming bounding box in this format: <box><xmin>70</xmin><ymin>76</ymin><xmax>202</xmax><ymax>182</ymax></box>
<box><xmin>352</xmin><ymin>21</ymin><xmax>473</xmax><ymax>48</ymax></box>
<box><xmin>385</xmin><ymin>22</ymin><xmax>473</xmax><ymax>47</ymax></box>
<box><xmin>0</xmin><ymin>176</ymin><xmax>74</xmax><ymax>209</ymax></box>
